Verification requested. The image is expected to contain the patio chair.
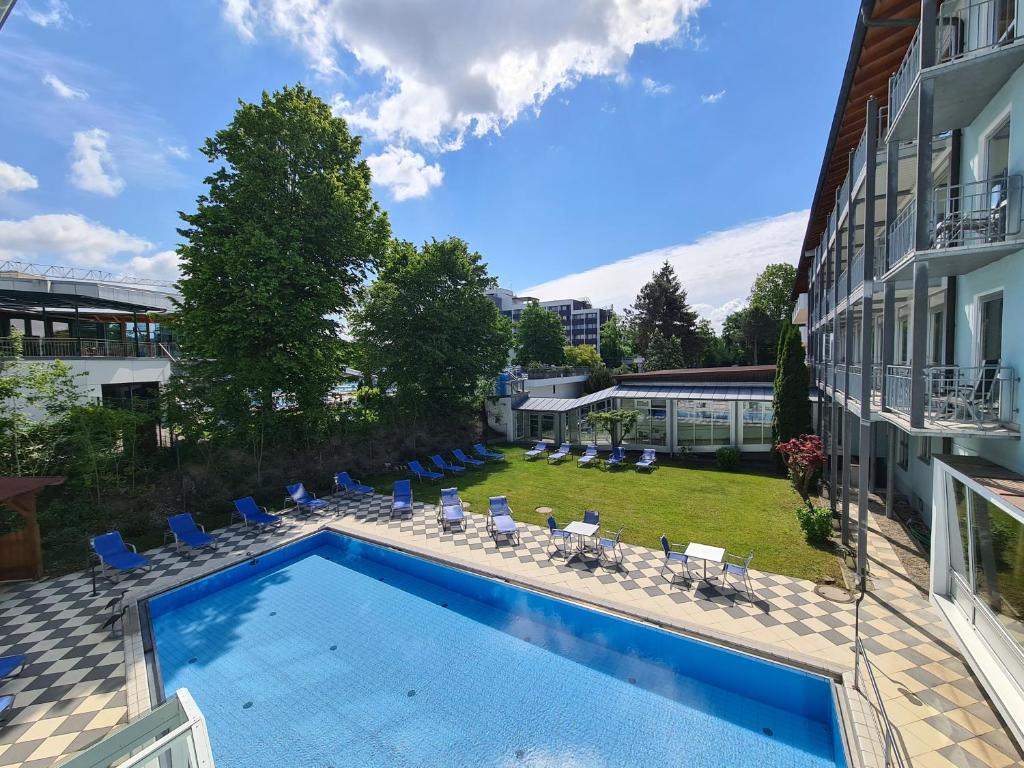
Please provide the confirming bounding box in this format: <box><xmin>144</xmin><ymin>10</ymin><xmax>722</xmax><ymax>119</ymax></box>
<box><xmin>583</xmin><ymin>509</ymin><xmax>600</xmax><ymax>525</ymax></box>
<box><xmin>524</xmin><ymin>441</ymin><xmax>547</xmax><ymax>460</ymax></box>
<box><xmin>577</xmin><ymin>444</ymin><xmax>599</xmax><ymax>467</ymax></box>
<box><xmin>232</xmin><ymin>497</ymin><xmax>283</xmax><ymax>531</ymax></box>
<box><xmin>605</xmin><ymin>446</ymin><xmax>627</xmax><ymax>469</ymax></box>
<box><xmin>335</xmin><ymin>471</ymin><xmax>374</xmax><ymax>495</ymax></box>
<box><xmin>408</xmin><ymin>460</ymin><xmax>443</xmax><ymax>482</ymax></box>
<box><xmin>660</xmin><ymin>535</ymin><xmax>693</xmax><ymax>583</ymax></box>
<box><xmin>0</xmin><ymin>655</ymin><xmax>25</xmax><ymax>682</ymax></box>
<box><xmin>473</xmin><ymin>443</ymin><xmax>506</xmax><ymax>461</ymax></box>
<box><xmin>597</xmin><ymin>527</ymin><xmax>624</xmax><ymax>565</ymax></box>
<box><xmin>940</xmin><ymin>359</ymin><xmax>1000</xmax><ymax>422</ymax></box>
<box><xmin>487</xmin><ymin>496</ymin><xmax>520</xmax><ymax>544</ymax></box>
<box><xmin>636</xmin><ymin>449</ymin><xmax>657</xmax><ymax>472</ymax></box>
<box><xmin>547</xmin><ymin>442</ymin><xmax>572</xmax><ymax>463</ymax></box>
<box><xmin>91</xmin><ymin>532</ymin><xmax>150</xmax><ymax>580</ymax></box>
<box><xmin>722</xmin><ymin>551</ymin><xmax>755</xmax><ymax>597</ymax></box>
<box><xmin>453</xmin><ymin>448</ymin><xmax>485</xmax><ymax>468</ymax></box>
<box><xmin>286</xmin><ymin>482</ymin><xmax>333</xmax><ymax>516</ymax></box>
<box><xmin>430</xmin><ymin>454</ymin><xmax>466</xmax><ymax>474</ymax></box>
<box><xmin>437</xmin><ymin>487</ymin><xmax>466</xmax><ymax>532</ymax></box>
<box><xmin>546</xmin><ymin>515</ymin><xmax>572</xmax><ymax>558</ymax></box>
<box><xmin>392</xmin><ymin>480</ymin><xmax>413</xmax><ymax>518</ymax></box>
<box><xmin>167</xmin><ymin>513</ymin><xmax>217</xmax><ymax>554</ymax></box>
<box><xmin>0</xmin><ymin>695</ymin><xmax>14</xmax><ymax>729</ymax></box>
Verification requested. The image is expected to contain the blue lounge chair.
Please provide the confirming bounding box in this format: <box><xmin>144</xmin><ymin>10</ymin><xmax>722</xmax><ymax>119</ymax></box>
<box><xmin>0</xmin><ymin>655</ymin><xmax>25</xmax><ymax>682</ymax></box>
<box><xmin>474</xmin><ymin>443</ymin><xmax>505</xmax><ymax>461</ymax></box>
<box><xmin>547</xmin><ymin>442</ymin><xmax>571</xmax><ymax>463</ymax></box>
<box><xmin>286</xmin><ymin>483</ymin><xmax>332</xmax><ymax>516</ymax></box>
<box><xmin>636</xmin><ymin>448</ymin><xmax>657</xmax><ymax>472</ymax></box>
<box><xmin>605</xmin><ymin>446</ymin><xmax>627</xmax><ymax>468</ymax></box>
<box><xmin>167</xmin><ymin>514</ymin><xmax>217</xmax><ymax>554</ymax></box>
<box><xmin>409</xmin><ymin>460</ymin><xmax>443</xmax><ymax>482</ymax></box>
<box><xmin>597</xmin><ymin>527</ymin><xmax>624</xmax><ymax>565</ymax></box>
<box><xmin>660</xmin><ymin>535</ymin><xmax>693</xmax><ymax>583</ymax></box>
<box><xmin>577</xmin><ymin>444</ymin><xmax>598</xmax><ymax>467</ymax></box>
<box><xmin>335</xmin><ymin>471</ymin><xmax>374</xmax><ymax>495</ymax></box>
<box><xmin>430</xmin><ymin>454</ymin><xmax>465</xmax><ymax>474</ymax></box>
<box><xmin>91</xmin><ymin>532</ymin><xmax>150</xmax><ymax>579</ymax></box>
<box><xmin>524</xmin><ymin>441</ymin><xmax>547</xmax><ymax>460</ymax></box>
<box><xmin>722</xmin><ymin>552</ymin><xmax>755</xmax><ymax>597</ymax></box>
<box><xmin>392</xmin><ymin>480</ymin><xmax>413</xmax><ymax>517</ymax></box>
<box><xmin>0</xmin><ymin>695</ymin><xmax>14</xmax><ymax>728</ymax></box>
<box><xmin>546</xmin><ymin>516</ymin><xmax>572</xmax><ymax>558</ymax></box>
<box><xmin>232</xmin><ymin>497</ymin><xmax>282</xmax><ymax>531</ymax></box>
<box><xmin>453</xmin><ymin>448</ymin><xmax>485</xmax><ymax>468</ymax></box>
<box><xmin>437</xmin><ymin>487</ymin><xmax>466</xmax><ymax>532</ymax></box>
<box><xmin>487</xmin><ymin>496</ymin><xmax>520</xmax><ymax>544</ymax></box>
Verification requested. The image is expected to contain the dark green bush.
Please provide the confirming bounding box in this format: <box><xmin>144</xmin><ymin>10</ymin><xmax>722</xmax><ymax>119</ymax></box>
<box><xmin>716</xmin><ymin>447</ymin><xmax>741</xmax><ymax>471</ymax></box>
<box><xmin>795</xmin><ymin>505</ymin><xmax>833</xmax><ymax>546</ymax></box>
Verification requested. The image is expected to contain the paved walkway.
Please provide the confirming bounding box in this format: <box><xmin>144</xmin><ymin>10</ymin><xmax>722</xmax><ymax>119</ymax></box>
<box><xmin>0</xmin><ymin>492</ymin><xmax>1020</xmax><ymax>767</ymax></box>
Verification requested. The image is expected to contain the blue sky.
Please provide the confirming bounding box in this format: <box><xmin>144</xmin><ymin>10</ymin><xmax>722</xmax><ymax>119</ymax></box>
<box><xmin>0</xmin><ymin>0</ymin><xmax>857</xmax><ymax>328</ymax></box>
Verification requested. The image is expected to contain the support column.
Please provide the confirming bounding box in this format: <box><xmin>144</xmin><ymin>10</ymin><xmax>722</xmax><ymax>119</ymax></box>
<box><xmin>841</xmin><ymin>147</ymin><xmax>856</xmax><ymax>548</ymax></box>
<box><xmin>843</xmin><ymin>410</ymin><xmax>854</xmax><ymax>548</ymax></box>
<box><xmin>886</xmin><ymin>426</ymin><xmax>896</xmax><ymax>519</ymax></box>
<box><xmin>910</xmin><ymin>261</ymin><xmax>930</xmax><ymax>428</ymax></box>
<box><xmin>881</xmin><ymin>282</ymin><xmax>896</xmax><ymax>410</ymax></box>
<box><xmin>943</xmin><ymin>276</ymin><xmax>957</xmax><ymax>365</ymax></box>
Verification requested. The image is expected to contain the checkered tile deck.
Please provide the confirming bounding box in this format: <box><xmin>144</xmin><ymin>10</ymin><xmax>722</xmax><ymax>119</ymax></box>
<box><xmin>0</xmin><ymin>491</ymin><xmax>1020</xmax><ymax>767</ymax></box>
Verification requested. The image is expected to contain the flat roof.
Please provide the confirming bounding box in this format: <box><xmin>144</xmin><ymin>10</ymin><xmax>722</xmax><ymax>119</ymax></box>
<box><xmin>512</xmin><ymin>383</ymin><xmax>778</xmax><ymax>413</ymax></box>
<box><xmin>617</xmin><ymin>365</ymin><xmax>776</xmax><ymax>384</ymax></box>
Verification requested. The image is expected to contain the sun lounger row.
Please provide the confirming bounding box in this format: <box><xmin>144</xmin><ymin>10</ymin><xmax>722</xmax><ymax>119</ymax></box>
<box><xmin>523</xmin><ymin>442</ymin><xmax>657</xmax><ymax>470</ymax></box>
<box><xmin>408</xmin><ymin>445</ymin><xmax>505</xmax><ymax>481</ymax></box>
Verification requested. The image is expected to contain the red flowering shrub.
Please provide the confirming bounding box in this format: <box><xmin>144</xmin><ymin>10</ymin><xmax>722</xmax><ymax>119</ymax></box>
<box><xmin>776</xmin><ymin>434</ymin><xmax>826</xmax><ymax>504</ymax></box>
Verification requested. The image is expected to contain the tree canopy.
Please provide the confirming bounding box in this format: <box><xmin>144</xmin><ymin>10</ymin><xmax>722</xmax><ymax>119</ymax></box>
<box><xmin>599</xmin><ymin>314</ymin><xmax>629</xmax><ymax>368</ymax></box>
<box><xmin>772</xmin><ymin>321</ymin><xmax>812</xmax><ymax>447</ymax></box>
<box><xmin>515</xmin><ymin>302</ymin><xmax>567</xmax><ymax>366</ymax></box>
<box><xmin>564</xmin><ymin>344</ymin><xmax>602</xmax><ymax>370</ymax></box>
<box><xmin>350</xmin><ymin>237</ymin><xmax>513</xmax><ymax>418</ymax></box>
<box><xmin>643</xmin><ymin>330</ymin><xmax>686</xmax><ymax>371</ymax></box>
<box><xmin>626</xmin><ymin>261</ymin><xmax>701</xmax><ymax>364</ymax></box>
<box><xmin>749</xmin><ymin>263</ymin><xmax>798</xmax><ymax>323</ymax></box>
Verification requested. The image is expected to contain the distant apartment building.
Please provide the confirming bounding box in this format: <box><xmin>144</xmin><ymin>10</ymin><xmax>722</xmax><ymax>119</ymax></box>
<box><xmin>791</xmin><ymin>0</ymin><xmax>1024</xmax><ymax>741</ymax></box>
<box><xmin>485</xmin><ymin>287</ymin><xmax>612</xmax><ymax>352</ymax></box>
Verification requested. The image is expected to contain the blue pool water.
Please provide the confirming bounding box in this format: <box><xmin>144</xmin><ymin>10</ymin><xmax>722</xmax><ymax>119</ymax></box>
<box><xmin>150</xmin><ymin>532</ymin><xmax>847</xmax><ymax>768</ymax></box>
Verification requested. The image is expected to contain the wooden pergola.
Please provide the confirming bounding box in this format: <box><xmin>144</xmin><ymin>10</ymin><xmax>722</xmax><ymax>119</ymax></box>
<box><xmin>0</xmin><ymin>476</ymin><xmax>64</xmax><ymax>581</ymax></box>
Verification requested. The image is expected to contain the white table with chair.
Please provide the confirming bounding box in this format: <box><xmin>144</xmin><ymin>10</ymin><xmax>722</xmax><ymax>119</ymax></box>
<box><xmin>684</xmin><ymin>542</ymin><xmax>725</xmax><ymax>582</ymax></box>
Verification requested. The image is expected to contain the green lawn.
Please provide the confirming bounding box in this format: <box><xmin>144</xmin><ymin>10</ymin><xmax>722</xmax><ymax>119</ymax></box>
<box><xmin>362</xmin><ymin>446</ymin><xmax>842</xmax><ymax>583</ymax></box>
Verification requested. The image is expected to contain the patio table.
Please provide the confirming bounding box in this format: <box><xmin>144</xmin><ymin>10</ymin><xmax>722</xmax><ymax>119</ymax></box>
<box><xmin>564</xmin><ymin>521</ymin><xmax>599</xmax><ymax>558</ymax></box>
<box><xmin>684</xmin><ymin>542</ymin><xmax>725</xmax><ymax>581</ymax></box>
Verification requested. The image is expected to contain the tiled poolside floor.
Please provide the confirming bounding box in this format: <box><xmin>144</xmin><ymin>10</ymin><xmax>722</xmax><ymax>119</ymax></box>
<box><xmin>0</xmin><ymin>493</ymin><xmax>1020</xmax><ymax>767</ymax></box>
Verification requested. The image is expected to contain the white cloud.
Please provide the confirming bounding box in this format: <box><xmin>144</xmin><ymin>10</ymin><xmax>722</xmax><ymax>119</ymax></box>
<box><xmin>521</xmin><ymin>210</ymin><xmax>808</xmax><ymax>332</ymax></box>
<box><xmin>641</xmin><ymin>77</ymin><xmax>672</xmax><ymax>96</ymax></box>
<box><xmin>128</xmin><ymin>250</ymin><xmax>181</xmax><ymax>281</ymax></box>
<box><xmin>700</xmin><ymin>89</ymin><xmax>725</xmax><ymax>104</ymax></box>
<box><xmin>43</xmin><ymin>73</ymin><xmax>88</xmax><ymax>100</ymax></box>
<box><xmin>159</xmin><ymin>140</ymin><xmax>189</xmax><ymax>160</ymax></box>
<box><xmin>69</xmin><ymin>129</ymin><xmax>125</xmax><ymax>196</ymax></box>
<box><xmin>229</xmin><ymin>0</ymin><xmax>707</xmax><ymax>153</ymax></box>
<box><xmin>20</xmin><ymin>0</ymin><xmax>70</xmax><ymax>28</ymax></box>
<box><xmin>0</xmin><ymin>214</ymin><xmax>151</xmax><ymax>266</ymax></box>
<box><xmin>365</xmin><ymin>146</ymin><xmax>443</xmax><ymax>201</ymax></box>
<box><xmin>0</xmin><ymin>161</ymin><xmax>39</xmax><ymax>194</ymax></box>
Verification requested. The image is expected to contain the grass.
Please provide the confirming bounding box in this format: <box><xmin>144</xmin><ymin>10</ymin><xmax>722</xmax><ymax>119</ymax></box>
<box><xmin>362</xmin><ymin>446</ymin><xmax>843</xmax><ymax>583</ymax></box>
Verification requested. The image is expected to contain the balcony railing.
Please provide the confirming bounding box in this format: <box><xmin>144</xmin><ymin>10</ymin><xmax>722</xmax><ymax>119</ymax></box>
<box><xmin>886</xmin><ymin>200</ymin><xmax>917</xmax><ymax>273</ymax></box>
<box><xmin>872</xmin><ymin>364</ymin><xmax>884</xmax><ymax>397</ymax></box>
<box><xmin>0</xmin><ymin>336</ymin><xmax>176</xmax><ymax>360</ymax></box>
<box><xmin>852</xmin><ymin>127</ymin><xmax>868</xmax><ymax>183</ymax></box>
<box><xmin>849</xmin><ymin>245</ymin><xmax>864</xmax><ymax>293</ymax></box>
<box><xmin>848</xmin><ymin>363</ymin><xmax>863</xmax><ymax>400</ymax></box>
<box><xmin>890</xmin><ymin>24</ymin><xmax>922</xmax><ymax>123</ymax></box>
<box><xmin>873</xmin><ymin>230</ymin><xmax>888</xmax><ymax>279</ymax></box>
<box><xmin>886</xmin><ymin>363</ymin><xmax>1017</xmax><ymax>426</ymax></box>
<box><xmin>933</xmin><ymin>174</ymin><xmax>1022</xmax><ymax>247</ymax></box>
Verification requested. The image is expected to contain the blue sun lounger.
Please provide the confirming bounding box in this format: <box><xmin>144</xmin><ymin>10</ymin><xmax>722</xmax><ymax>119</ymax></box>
<box><xmin>437</xmin><ymin>487</ymin><xmax>466</xmax><ymax>531</ymax></box>
<box><xmin>636</xmin><ymin>449</ymin><xmax>657</xmax><ymax>471</ymax></box>
<box><xmin>453</xmin><ymin>448</ymin><xmax>485</xmax><ymax>468</ymax></box>
<box><xmin>577</xmin><ymin>444</ymin><xmax>599</xmax><ymax>467</ymax></box>
<box><xmin>409</xmin><ymin>460</ymin><xmax>443</xmax><ymax>481</ymax></box>
<box><xmin>487</xmin><ymin>496</ymin><xmax>520</xmax><ymax>544</ymax></box>
<box><xmin>392</xmin><ymin>480</ymin><xmax>413</xmax><ymax>517</ymax></box>
<box><xmin>167</xmin><ymin>513</ymin><xmax>217</xmax><ymax>553</ymax></box>
<box><xmin>473</xmin><ymin>443</ymin><xmax>505</xmax><ymax>461</ymax></box>
<box><xmin>605</xmin><ymin>446</ymin><xmax>627</xmax><ymax>468</ymax></box>
<box><xmin>0</xmin><ymin>695</ymin><xmax>14</xmax><ymax>728</ymax></box>
<box><xmin>0</xmin><ymin>655</ymin><xmax>25</xmax><ymax>682</ymax></box>
<box><xmin>233</xmin><ymin>497</ymin><xmax>283</xmax><ymax>531</ymax></box>
<box><xmin>430</xmin><ymin>454</ymin><xmax>465</xmax><ymax>474</ymax></box>
<box><xmin>286</xmin><ymin>483</ymin><xmax>333</xmax><ymax>515</ymax></box>
<box><xmin>90</xmin><ymin>532</ymin><xmax>150</xmax><ymax>579</ymax></box>
<box><xmin>335</xmin><ymin>471</ymin><xmax>374</xmax><ymax>495</ymax></box>
<box><xmin>547</xmin><ymin>442</ymin><xmax>572</xmax><ymax>463</ymax></box>
<box><xmin>524</xmin><ymin>441</ymin><xmax>547</xmax><ymax>460</ymax></box>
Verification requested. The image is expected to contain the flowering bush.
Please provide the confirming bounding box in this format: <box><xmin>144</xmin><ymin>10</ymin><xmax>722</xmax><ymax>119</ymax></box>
<box><xmin>776</xmin><ymin>434</ymin><xmax>826</xmax><ymax>504</ymax></box>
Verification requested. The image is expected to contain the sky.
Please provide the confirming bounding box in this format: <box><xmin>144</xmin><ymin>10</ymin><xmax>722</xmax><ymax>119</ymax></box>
<box><xmin>0</xmin><ymin>0</ymin><xmax>858</xmax><ymax>330</ymax></box>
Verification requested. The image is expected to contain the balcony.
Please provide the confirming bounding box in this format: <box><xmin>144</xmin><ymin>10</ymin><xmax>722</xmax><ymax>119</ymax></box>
<box><xmin>0</xmin><ymin>336</ymin><xmax>177</xmax><ymax>360</ymax></box>
<box><xmin>889</xmin><ymin>0</ymin><xmax>1024</xmax><ymax>141</ymax></box>
<box><xmin>884</xmin><ymin>363</ymin><xmax>1019</xmax><ymax>435</ymax></box>
<box><xmin>879</xmin><ymin>175</ymin><xmax>1024</xmax><ymax>279</ymax></box>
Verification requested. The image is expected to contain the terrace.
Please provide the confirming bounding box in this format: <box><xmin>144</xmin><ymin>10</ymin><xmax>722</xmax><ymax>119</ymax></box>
<box><xmin>0</xmin><ymin>453</ymin><xmax>1021</xmax><ymax>767</ymax></box>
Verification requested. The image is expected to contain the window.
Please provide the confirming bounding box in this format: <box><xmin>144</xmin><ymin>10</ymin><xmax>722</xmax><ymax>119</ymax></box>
<box><xmin>896</xmin><ymin>314</ymin><xmax>909</xmax><ymax>364</ymax></box>
<box><xmin>979</xmin><ymin>293</ymin><xmax>1003</xmax><ymax>365</ymax></box>
<box><xmin>742</xmin><ymin>402</ymin><xmax>773</xmax><ymax>446</ymax></box>
<box><xmin>620</xmin><ymin>398</ymin><xmax>668</xmax><ymax>446</ymax></box>
<box><xmin>929</xmin><ymin>309</ymin><xmax>945</xmax><ymax>365</ymax></box>
<box><xmin>917</xmin><ymin>436</ymin><xmax>932</xmax><ymax>465</ymax></box>
<box><xmin>677</xmin><ymin>400</ymin><xmax>731</xmax><ymax>448</ymax></box>
<box><xmin>897</xmin><ymin>430</ymin><xmax>909</xmax><ymax>470</ymax></box>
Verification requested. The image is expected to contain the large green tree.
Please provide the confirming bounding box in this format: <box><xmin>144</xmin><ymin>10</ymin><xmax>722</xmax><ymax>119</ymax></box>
<box><xmin>722</xmin><ymin>306</ymin><xmax>779</xmax><ymax>365</ymax></box>
<box><xmin>172</xmin><ymin>85</ymin><xmax>390</xmax><ymax>467</ymax></box>
<box><xmin>351</xmin><ymin>237</ymin><xmax>512</xmax><ymax>418</ymax></box>
<box><xmin>564</xmin><ymin>344</ymin><xmax>602</xmax><ymax>370</ymax></box>
<box><xmin>599</xmin><ymin>314</ymin><xmax>629</xmax><ymax>368</ymax></box>
<box><xmin>643</xmin><ymin>330</ymin><xmax>686</xmax><ymax>371</ymax></box>
<box><xmin>749</xmin><ymin>263</ymin><xmax>798</xmax><ymax>323</ymax></box>
<box><xmin>515</xmin><ymin>302</ymin><xmax>567</xmax><ymax>366</ymax></box>
<box><xmin>773</xmin><ymin>322</ymin><xmax>812</xmax><ymax>446</ymax></box>
<box><xmin>626</xmin><ymin>261</ymin><xmax>701</xmax><ymax>364</ymax></box>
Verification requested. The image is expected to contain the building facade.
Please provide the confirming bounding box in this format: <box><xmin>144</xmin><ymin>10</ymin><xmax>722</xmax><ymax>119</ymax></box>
<box><xmin>486</xmin><ymin>287</ymin><xmax>613</xmax><ymax>351</ymax></box>
<box><xmin>792</xmin><ymin>0</ymin><xmax>1024</xmax><ymax>742</ymax></box>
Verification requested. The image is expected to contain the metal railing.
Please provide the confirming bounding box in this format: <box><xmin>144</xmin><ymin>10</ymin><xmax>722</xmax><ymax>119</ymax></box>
<box><xmin>848</xmin><ymin>364</ymin><xmax>863</xmax><ymax>400</ymax></box>
<box><xmin>889</xmin><ymin>23</ymin><xmax>922</xmax><ymax>124</ymax></box>
<box><xmin>854</xmin><ymin>639</ymin><xmax>907</xmax><ymax>768</ymax></box>
<box><xmin>517</xmin><ymin>366</ymin><xmax>591</xmax><ymax>380</ymax></box>
<box><xmin>933</xmin><ymin>174</ymin><xmax>1022</xmax><ymax>248</ymax></box>
<box><xmin>0</xmin><ymin>336</ymin><xmax>176</xmax><ymax>359</ymax></box>
<box><xmin>873</xmin><ymin>231</ymin><xmax>888</xmax><ymax>279</ymax></box>
<box><xmin>937</xmin><ymin>0</ymin><xmax>1018</xmax><ymax>64</ymax></box>
<box><xmin>885</xmin><ymin>365</ymin><xmax>914</xmax><ymax>418</ymax></box>
<box><xmin>0</xmin><ymin>259</ymin><xmax>177</xmax><ymax>289</ymax></box>
<box><xmin>872</xmin><ymin>364</ymin><xmax>884</xmax><ymax>397</ymax></box>
<box><xmin>887</xmin><ymin>200</ymin><xmax>917</xmax><ymax>272</ymax></box>
<box><xmin>850</xmin><ymin>245</ymin><xmax>864</xmax><ymax>293</ymax></box>
<box><xmin>885</xmin><ymin>363</ymin><xmax>1017</xmax><ymax>425</ymax></box>
<box><xmin>852</xmin><ymin>127</ymin><xmax>868</xmax><ymax>182</ymax></box>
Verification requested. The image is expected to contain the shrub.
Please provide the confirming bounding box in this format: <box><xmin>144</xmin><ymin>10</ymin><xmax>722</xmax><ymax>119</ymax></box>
<box><xmin>795</xmin><ymin>505</ymin><xmax>833</xmax><ymax>546</ymax></box>
<box><xmin>716</xmin><ymin>446</ymin><xmax>741</xmax><ymax>471</ymax></box>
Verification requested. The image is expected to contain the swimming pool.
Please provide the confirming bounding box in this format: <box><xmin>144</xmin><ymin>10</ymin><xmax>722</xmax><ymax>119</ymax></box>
<box><xmin>149</xmin><ymin>531</ymin><xmax>849</xmax><ymax>768</ymax></box>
